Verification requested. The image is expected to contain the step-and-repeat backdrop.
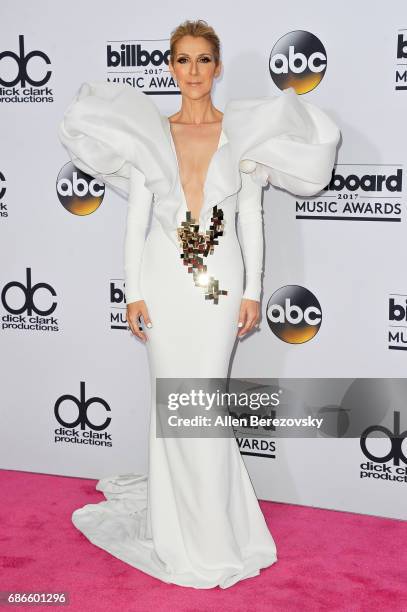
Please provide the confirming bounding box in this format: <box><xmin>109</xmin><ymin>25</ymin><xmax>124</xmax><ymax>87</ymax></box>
<box><xmin>2</xmin><ymin>1</ymin><xmax>406</xmax><ymax>520</ymax></box>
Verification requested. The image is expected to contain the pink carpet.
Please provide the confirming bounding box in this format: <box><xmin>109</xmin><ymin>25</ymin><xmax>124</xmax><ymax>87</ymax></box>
<box><xmin>1</xmin><ymin>469</ymin><xmax>406</xmax><ymax>611</ymax></box>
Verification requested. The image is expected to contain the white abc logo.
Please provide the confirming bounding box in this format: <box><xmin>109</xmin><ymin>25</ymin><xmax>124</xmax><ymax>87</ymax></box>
<box><xmin>57</xmin><ymin>172</ymin><xmax>105</xmax><ymax>197</ymax></box>
<box><xmin>268</xmin><ymin>298</ymin><xmax>322</xmax><ymax>325</ymax></box>
<box><xmin>270</xmin><ymin>45</ymin><xmax>326</xmax><ymax>75</ymax></box>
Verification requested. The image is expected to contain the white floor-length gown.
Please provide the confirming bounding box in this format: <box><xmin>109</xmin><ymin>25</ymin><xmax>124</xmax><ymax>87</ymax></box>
<box><xmin>58</xmin><ymin>81</ymin><xmax>340</xmax><ymax>589</ymax></box>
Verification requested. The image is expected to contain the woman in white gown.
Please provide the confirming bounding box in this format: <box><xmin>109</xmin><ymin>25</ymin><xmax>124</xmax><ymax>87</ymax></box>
<box><xmin>58</xmin><ymin>20</ymin><xmax>340</xmax><ymax>589</ymax></box>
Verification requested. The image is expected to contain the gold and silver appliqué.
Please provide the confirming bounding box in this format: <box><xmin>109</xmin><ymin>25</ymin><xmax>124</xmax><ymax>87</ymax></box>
<box><xmin>176</xmin><ymin>205</ymin><xmax>228</xmax><ymax>304</ymax></box>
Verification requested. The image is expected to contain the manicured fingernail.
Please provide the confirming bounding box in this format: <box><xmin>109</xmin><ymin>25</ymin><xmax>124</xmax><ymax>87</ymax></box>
<box><xmin>238</xmin><ymin>322</ymin><xmax>243</xmax><ymax>327</ymax></box>
<box><xmin>147</xmin><ymin>323</ymin><xmax>152</xmax><ymax>328</ymax></box>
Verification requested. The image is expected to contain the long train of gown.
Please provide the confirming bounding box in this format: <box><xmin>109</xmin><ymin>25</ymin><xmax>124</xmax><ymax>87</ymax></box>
<box><xmin>70</xmin><ymin>184</ymin><xmax>278</xmax><ymax>589</ymax></box>
<box><xmin>58</xmin><ymin>80</ymin><xmax>340</xmax><ymax>588</ymax></box>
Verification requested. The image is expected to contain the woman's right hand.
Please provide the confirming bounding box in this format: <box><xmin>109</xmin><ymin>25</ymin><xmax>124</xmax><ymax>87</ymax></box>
<box><xmin>125</xmin><ymin>300</ymin><xmax>152</xmax><ymax>343</ymax></box>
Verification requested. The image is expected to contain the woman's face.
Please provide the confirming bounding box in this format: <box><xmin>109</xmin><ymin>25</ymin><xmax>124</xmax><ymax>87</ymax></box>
<box><xmin>169</xmin><ymin>35</ymin><xmax>221</xmax><ymax>99</ymax></box>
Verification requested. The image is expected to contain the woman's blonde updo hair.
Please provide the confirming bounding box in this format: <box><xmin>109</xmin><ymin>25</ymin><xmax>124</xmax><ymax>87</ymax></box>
<box><xmin>170</xmin><ymin>19</ymin><xmax>221</xmax><ymax>67</ymax></box>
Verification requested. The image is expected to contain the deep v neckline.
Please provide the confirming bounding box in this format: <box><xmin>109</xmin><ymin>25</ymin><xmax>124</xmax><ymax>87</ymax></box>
<box><xmin>166</xmin><ymin>117</ymin><xmax>224</xmax><ymax>223</ymax></box>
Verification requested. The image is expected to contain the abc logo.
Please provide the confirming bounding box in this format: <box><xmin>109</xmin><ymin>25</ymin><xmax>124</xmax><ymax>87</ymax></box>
<box><xmin>269</xmin><ymin>30</ymin><xmax>327</xmax><ymax>93</ymax></box>
<box><xmin>56</xmin><ymin>162</ymin><xmax>105</xmax><ymax>215</ymax></box>
<box><xmin>266</xmin><ymin>285</ymin><xmax>322</xmax><ymax>344</ymax></box>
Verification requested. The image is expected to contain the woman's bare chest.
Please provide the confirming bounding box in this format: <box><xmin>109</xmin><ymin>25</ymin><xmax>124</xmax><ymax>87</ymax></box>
<box><xmin>168</xmin><ymin>121</ymin><xmax>223</xmax><ymax>219</ymax></box>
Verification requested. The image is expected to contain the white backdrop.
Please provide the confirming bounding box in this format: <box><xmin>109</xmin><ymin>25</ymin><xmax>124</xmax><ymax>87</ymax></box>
<box><xmin>1</xmin><ymin>0</ymin><xmax>407</xmax><ymax>520</ymax></box>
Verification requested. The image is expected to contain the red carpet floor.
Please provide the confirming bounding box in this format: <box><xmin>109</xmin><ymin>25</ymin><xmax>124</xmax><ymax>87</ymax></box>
<box><xmin>1</xmin><ymin>469</ymin><xmax>406</xmax><ymax>611</ymax></box>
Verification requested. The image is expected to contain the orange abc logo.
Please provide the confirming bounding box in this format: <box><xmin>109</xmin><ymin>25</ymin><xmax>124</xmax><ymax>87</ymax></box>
<box><xmin>56</xmin><ymin>162</ymin><xmax>105</xmax><ymax>215</ymax></box>
<box><xmin>269</xmin><ymin>30</ymin><xmax>327</xmax><ymax>94</ymax></box>
<box><xmin>266</xmin><ymin>285</ymin><xmax>322</xmax><ymax>344</ymax></box>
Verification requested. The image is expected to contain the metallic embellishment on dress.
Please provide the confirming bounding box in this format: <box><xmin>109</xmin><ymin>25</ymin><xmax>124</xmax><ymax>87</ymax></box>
<box><xmin>176</xmin><ymin>205</ymin><xmax>228</xmax><ymax>304</ymax></box>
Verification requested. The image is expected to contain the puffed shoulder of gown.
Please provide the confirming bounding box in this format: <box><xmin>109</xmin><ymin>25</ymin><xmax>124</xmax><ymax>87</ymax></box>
<box><xmin>58</xmin><ymin>80</ymin><xmax>341</xmax><ymax>213</ymax></box>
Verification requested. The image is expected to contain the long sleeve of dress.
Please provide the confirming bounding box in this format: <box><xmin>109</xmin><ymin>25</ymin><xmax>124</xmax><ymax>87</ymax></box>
<box><xmin>124</xmin><ymin>165</ymin><xmax>154</xmax><ymax>304</ymax></box>
<box><xmin>237</xmin><ymin>170</ymin><xmax>264</xmax><ymax>302</ymax></box>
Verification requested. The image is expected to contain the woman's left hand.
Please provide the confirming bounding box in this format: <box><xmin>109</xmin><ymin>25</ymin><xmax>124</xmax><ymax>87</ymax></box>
<box><xmin>237</xmin><ymin>298</ymin><xmax>260</xmax><ymax>338</ymax></box>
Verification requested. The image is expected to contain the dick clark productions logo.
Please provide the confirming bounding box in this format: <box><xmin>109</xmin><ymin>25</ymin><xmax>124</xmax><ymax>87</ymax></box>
<box><xmin>360</xmin><ymin>411</ymin><xmax>407</xmax><ymax>466</ymax></box>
